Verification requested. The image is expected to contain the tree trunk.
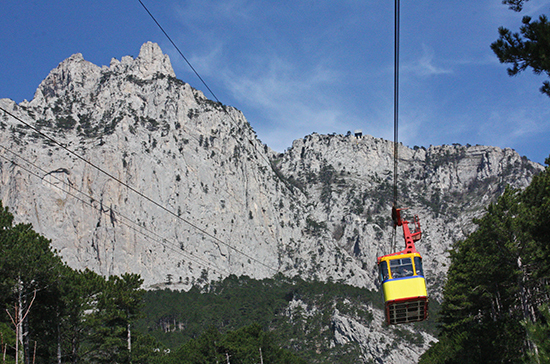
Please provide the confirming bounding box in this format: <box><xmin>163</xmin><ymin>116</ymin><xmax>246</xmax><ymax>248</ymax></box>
<box><xmin>71</xmin><ymin>328</ymin><xmax>78</xmax><ymax>364</ymax></box>
<box><xmin>259</xmin><ymin>347</ymin><xmax>264</xmax><ymax>364</ymax></box>
<box><xmin>127</xmin><ymin>323</ymin><xmax>132</xmax><ymax>364</ymax></box>
<box><xmin>22</xmin><ymin>316</ymin><xmax>29</xmax><ymax>364</ymax></box>
<box><xmin>517</xmin><ymin>257</ymin><xmax>531</xmax><ymax>321</ymax></box>
<box><xmin>17</xmin><ymin>283</ymin><xmax>23</xmax><ymax>364</ymax></box>
<box><xmin>57</xmin><ymin>319</ymin><xmax>62</xmax><ymax>364</ymax></box>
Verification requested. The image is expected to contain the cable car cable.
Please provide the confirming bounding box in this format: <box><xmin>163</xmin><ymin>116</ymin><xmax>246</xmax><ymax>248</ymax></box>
<box><xmin>391</xmin><ymin>0</ymin><xmax>400</xmax><ymax>253</ymax></box>
<box><xmin>393</xmin><ymin>0</ymin><xmax>400</xmax><ymax>208</ymax></box>
<box><xmin>137</xmin><ymin>0</ymin><xmax>221</xmax><ymax>106</ymax></box>
<box><xmin>0</xmin><ymin>106</ymin><xmax>278</xmax><ymax>274</ymax></box>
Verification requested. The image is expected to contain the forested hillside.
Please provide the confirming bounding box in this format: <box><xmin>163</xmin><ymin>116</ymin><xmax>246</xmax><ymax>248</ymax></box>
<box><xmin>0</xmin><ymin>200</ymin><xmax>144</xmax><ymax>363</ymax></box>
<box><xmin>419</xmin><ymin>157</ymin><xmax>550</xmax><ymax>363</ymax></box>
<box><xmin>136</xmin><ymin>275</ymin><xmax>430</xmax><ymax>363</ymax></box>
<box><xmin>0</xmin><ymin>202</ymin><xmax>313</xmax><ymax>364</ymax></box>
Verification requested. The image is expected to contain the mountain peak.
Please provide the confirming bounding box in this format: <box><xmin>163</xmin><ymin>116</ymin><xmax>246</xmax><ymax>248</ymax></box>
<box><xmin>31</xmin><ymin>42</ymin><xmax>175</xmax><ymax>104</ymax></box>
<box><xmin>102</xmin><ymin>42</ymin><xmax>175</xmax><ymax>80</ymax></box>
<box><xmin>133</xmin><ymin>41</ymin><xmax>175</xmax><ymax>80</ymax></box>
<box><xmin>33</xmin><ymin>52</ymin><xmax>100</xmax><ymax>103</ymax></box>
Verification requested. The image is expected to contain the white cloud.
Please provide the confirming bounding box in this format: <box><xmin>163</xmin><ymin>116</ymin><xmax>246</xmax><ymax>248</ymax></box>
<box><xmin>222</xmin><ymin>59</ymin><xmax>348</xmax><ymax>149</ymax></box>
<box><xmin>484</xmin><ymin>107</ymin><xmax>550</xmax><ymax>148</ymax></box>
<box><xmin>403</xmin><ymin>44</ymin><xmax>452</xmax><ymax>77</ymax></box>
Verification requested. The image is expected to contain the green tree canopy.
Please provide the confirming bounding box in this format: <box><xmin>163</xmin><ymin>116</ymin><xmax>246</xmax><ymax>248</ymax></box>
<box><xmin>0</xmin><ymin>201</ymin><xmax>148</xmax><ymax>364</ymax></box>
<box><xmin>491</xmin><ymin>0</ymin><xmax>550</xmax><ymax>96</ymax></box>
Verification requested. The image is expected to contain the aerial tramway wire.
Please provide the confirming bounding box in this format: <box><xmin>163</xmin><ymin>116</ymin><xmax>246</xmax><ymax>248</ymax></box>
<box><xmin>0</xmin><ymin>106</ymin><xmax>278</xmax><ymax>274</ymax></box>
<box><xmin>391</xmin><ymin>0</ymin><xmax>400</xmax><ymax>253</ymax></box>
<box><xmin>0</xmin><ymin>145</ymin><xmax>231</xmax><ymax>277</ymax></box>
<box><xmin>138</xmin><ymin>0</ymin><xmax>221</xmax><ymax>105</ymax></box>
<box><xmin>393</xmin><ymin>0</ymin><xmax>400</xmax><ymax>207</ymax></box>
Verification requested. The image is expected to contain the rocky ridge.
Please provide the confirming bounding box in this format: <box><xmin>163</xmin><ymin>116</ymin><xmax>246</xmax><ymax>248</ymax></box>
<box><xmin>0</xmin><ymin>42</ymin><xmax>543</xmax><ymax>363</ymax></box>
<box><xmin>277</xmin><ymin>133</ymin><xmax>541</xmax><ymax>301</ymax></box>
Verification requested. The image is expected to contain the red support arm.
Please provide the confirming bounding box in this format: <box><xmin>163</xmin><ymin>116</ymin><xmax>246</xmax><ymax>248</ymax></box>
<box><xmin>382</xmin><ymin>208</ymin><xmax>422</xmax><ymax>259</ymax></box>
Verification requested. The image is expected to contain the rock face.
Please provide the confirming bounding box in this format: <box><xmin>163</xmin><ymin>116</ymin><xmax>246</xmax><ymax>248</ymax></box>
<box><xmin>277</xmin><ymin>134</ymin><xmax>541</xmax><ymax>301</ymax></box>
<box><xmin>0</xmin><ymin>42</ymin><xmax>543</xmax><ymax>363</ymax></box>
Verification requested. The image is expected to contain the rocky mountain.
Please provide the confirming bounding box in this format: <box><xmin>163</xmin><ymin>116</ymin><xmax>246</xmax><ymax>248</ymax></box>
<box><xmin>0</xmin><ymin>42</ymin><xmax>543</xmax><ymax>363</ymax></box>
<box><xmin>277</xmin><ymin>133</ymin><xmax>542</xmax><ymax>301</ymax></box>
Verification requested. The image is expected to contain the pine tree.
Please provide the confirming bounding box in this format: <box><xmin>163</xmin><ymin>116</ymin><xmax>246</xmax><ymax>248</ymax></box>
<box><xmin>491</xmin><ymin>0</ymin><xmax>550</xmax><ymax>96</ymax></box>
<box><xmin>0</xmin><ymin>201</ymin><xmax>66</xmax><ymax>364</ymax></box>
<box><xmin>524</xmin><ymin>304</ymin><xmax>550</xmax><ymax>363</ymax></box>
<box><xmin>0</xmin><ymin>201</ymin><xmax>148</xmax><ymax>363</ymax></box>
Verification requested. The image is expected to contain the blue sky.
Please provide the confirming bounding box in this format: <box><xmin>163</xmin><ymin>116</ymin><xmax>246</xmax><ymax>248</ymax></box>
<box><xmin>1</xmin><ymin>0</ymin><xmax>549</xmax><ymax>164</ymax></box>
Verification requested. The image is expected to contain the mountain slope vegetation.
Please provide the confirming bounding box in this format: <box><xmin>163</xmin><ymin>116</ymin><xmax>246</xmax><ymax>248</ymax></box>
<box><xmin>420</xmin><ymin>157</ymin><xmax>550</xmax><ymax>363</ymax></box>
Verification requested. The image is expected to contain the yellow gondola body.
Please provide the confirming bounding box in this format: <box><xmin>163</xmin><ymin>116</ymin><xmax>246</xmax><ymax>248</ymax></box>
<box><xmin>377</xmin><ymin>209</ymin><xmax>429</xmax><ymax>325</ymax></box>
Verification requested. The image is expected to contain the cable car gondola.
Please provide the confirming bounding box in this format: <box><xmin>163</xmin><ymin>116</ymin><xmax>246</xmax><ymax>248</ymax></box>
<box><xmin>377</xmin><ymin>207</ymin><xmax>428</xmax><ymax>325</ymax></box>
